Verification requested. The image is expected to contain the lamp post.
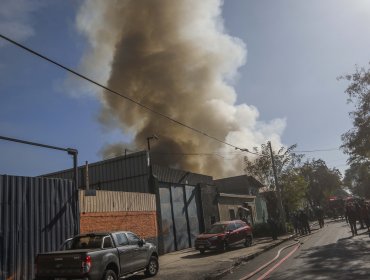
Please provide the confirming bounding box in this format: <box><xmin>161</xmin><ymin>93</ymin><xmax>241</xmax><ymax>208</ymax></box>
<box><xmin>147</xmin><ymin>134</ymin><xmax>159</xmax><ymax>151</ymax></box>
<box><xmin>145</xmin><ymin>134</ymin><xmax>163</xmax><ymax>254</ymax></box>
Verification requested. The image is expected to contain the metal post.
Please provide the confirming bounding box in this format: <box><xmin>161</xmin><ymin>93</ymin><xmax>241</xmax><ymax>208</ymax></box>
<box><xmin>85</xmin><ymin>161</ymin><xmax>89</xmax><ymax>190</ymax></box>
<box><xmin>145</xmin><ymin>135</ymin><xmax>164</xmax><ymax>253</ymax></box>
<box><xmin>268</xmin><ymin>141</ymin><xmax>287</xmax><ymax>232</ymax></box>
<box><xmin>67</xmin><ymin>148</ymin><xmax>79</xmax><ymax>236</ymax></box>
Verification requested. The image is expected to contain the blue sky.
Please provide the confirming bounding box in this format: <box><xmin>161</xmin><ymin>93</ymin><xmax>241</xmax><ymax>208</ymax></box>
<box><xmin>1</xmin><ymin>0</ymin><xmax>369</xmax><ymax>177</ymax></box>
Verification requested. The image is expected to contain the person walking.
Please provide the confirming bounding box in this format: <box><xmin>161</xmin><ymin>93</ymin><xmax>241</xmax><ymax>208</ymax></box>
<box><xmin>346</xmin><ymin>202</ymin><xmax>358</xmax><ymax>236</ymax></box>
<box><xmin>315</xmin><ymin>206</ymin><xmax>325</xmax><ymax>228</ymax></box>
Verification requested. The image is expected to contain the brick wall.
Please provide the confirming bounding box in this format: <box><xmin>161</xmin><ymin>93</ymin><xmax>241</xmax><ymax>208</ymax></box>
<box><xmin>80</xmin><ymin>211</ymin><xmax>157</xmax><ymax>239</ymax></box>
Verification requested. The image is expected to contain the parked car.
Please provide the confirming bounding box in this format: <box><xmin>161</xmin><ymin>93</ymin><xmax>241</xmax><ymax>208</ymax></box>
<box><xmin>194</xmin><ymin>220</ymin><xmax>253</xmax><ymax>253</ymax></box>
<box><xmin>35</xmin><ymin>231</ymin><xmax>158</xmax><ymax>280</ymax></box>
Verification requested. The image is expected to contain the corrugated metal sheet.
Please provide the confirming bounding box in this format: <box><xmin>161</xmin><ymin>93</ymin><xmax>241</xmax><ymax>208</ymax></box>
<box><xmin>43</xmin><ymin>151</ymin><xmax>151</xmax><ymax>193</ymax></box>
<box><xmin>0</xmin><ymin>175</ymin><xmax>78</xmax><ymax>280</ymax></box>
<box><xmin>214</xmin><ymin>175</ymin><xmax>263</xmax><ymax>195</ymax></box>
<box><xmin>152</xmin><ymin>165</ymin><xmax>214</xmax><ymax>186</ymax></box>
<box><xmin>79</xmin><ymin>190</ymin><xmax>156</xmax><ymax>212</ymax></box>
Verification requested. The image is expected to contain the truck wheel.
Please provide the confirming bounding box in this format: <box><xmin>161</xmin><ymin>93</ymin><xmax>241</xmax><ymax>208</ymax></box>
<box><xmin>145</xmin><ymin>255</ymin><xmax>159</xmax><ymax>277</ymax></box>
<box><xmin>102</xmin><ymin>269</ymin><xmax>117</xmax><ymax>280</ymax></box>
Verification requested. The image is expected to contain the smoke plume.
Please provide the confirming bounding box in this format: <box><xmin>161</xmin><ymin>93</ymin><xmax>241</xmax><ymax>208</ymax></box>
<box><xmin>77</xmin><ymin>0</ymin><xmax>285</xmax><ymax>178</ymax></box>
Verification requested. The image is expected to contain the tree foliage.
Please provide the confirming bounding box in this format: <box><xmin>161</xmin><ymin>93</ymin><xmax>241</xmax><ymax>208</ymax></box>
<box><xmin>244</xmin><ymin>143</ymin><xmax>306</xmax><ymax>214</ymax></box>
<box><xmin>340</xmin><ymin>62</ymin><xmax>370</xmax><ymax>163</ymax></box>
<box><xmin>343</xmin><ymin>162</ymin><xmax>370</xmax><ymax>199</ymax></box>
<box><xmin>243</xmin><ymin>143</ymin><xmax>303</xmax><ymax>188</ymax></box>
<box><xmin>300</xmin><ymin>159</ymin><xmax>342</xmax><ymax>207</ymax></box>
<box><xmin>280</xmin><ymin>173</ymin><xmax>308</xmax><ymax>213</ymax></box>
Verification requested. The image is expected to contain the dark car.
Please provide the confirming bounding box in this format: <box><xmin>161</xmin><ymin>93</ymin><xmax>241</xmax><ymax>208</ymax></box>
<box><xmin>194</xmin><ymin>220</ymin><xmax>253</xmax><ymax>253</ymax></box>
<box><xmin>35</xmin><ymin>231</ymin><xmax>158</xmax><ymax>280</ymax></box>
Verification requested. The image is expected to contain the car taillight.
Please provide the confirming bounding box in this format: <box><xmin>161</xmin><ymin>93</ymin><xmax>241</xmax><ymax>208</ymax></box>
<box><xmin>82</xmin><ymin>255</ymin><xmax>92</xmax><ymax>273</ymax></box>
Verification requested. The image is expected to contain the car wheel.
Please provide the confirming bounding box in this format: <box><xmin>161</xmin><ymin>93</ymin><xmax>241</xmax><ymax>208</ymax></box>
<box><xmin>145</xmin><ymin>255</ymin><xmax>159</xmax><ymax>277</ymax></box>
<box><xmin>220</xmin><ymin>241</ymin><xmax>228</xmax><ymax>252</ymax></box>
<box><xmin>102</xmin><ymin>269</ymin><xmax>117</xmax><ymax>280</ymax></box>
<box><xmin>244</xmin><ymin>236</ymin><xmax>253</xmax><ymax>247</ymax></box>
<box><xmin>199</xmin><ymin>249</ymin><xmax>205</xmax><ymax>254</ymax></box>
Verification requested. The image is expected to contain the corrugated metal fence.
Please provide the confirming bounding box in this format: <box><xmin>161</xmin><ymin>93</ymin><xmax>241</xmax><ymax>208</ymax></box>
<box><xmin>44</xmin><ymin>151</ymin><xmax>150</xmax><ymax>193</ymax></box>
<box><xmin>79</xmin><ymin>190</ymin><xmax>156</xmax><ymax>212</ymax></box>
<box><xmin>0</xmin><ymin>175</ymin><xmax>78</xmax><ymax>280</ymax></box>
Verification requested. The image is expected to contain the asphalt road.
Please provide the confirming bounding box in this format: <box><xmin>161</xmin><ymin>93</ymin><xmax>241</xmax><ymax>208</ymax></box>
<box><xmin>221</xmin><ymin>219</ymin><xmax>370</xmax><ymax>280</ymax></box>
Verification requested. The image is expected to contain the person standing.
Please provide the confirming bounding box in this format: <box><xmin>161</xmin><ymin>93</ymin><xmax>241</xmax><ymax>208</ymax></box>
<box><xmin>299</xmin><ymin>210</ymin><xmax>311</xmax><ymax>235</ymax></box>
<box><xmin>267</xmin><ymin>217</ymin><xmax>278</xmax><ymax>240</ymax></box>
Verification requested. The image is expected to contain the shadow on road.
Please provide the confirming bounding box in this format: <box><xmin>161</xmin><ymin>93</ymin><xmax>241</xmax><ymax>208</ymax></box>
<box><xmin>271</xmin><ymin>230</ymin><xmax>370</xmax><ymax>280</ymax></box>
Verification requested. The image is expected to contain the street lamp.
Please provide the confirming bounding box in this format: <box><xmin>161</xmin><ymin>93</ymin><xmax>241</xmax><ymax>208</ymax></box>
<box><xmin>147</xmin><ymin>134</ymin><xmax>159</xmax><ymax>151</ymax></box>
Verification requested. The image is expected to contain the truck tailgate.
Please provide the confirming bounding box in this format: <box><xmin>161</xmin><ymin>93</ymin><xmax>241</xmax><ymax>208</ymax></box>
<box><xmin>37</xmin><ymin>251</ymin><xmax>87</xmax><ymax>278</ymax></box>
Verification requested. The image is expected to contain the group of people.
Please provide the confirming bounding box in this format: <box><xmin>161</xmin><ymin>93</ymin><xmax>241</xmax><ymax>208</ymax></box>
<box><xmin>345</xmin><ymin>199</ymin><xmax>370</xmax><ymax>236</ymax></box>
<box><xmin>291</xmin><ymin>210</ymin><xmax>311</xmax><ymax>235</ymax></box>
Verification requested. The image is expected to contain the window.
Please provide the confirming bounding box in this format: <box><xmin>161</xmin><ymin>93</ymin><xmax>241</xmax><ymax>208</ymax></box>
<box><xmin>103</xmin><ymin>236</ymin><xmax>113</xmax><ymax>248</ymax></box>
<box><xmin>226</xmin><ymin>223</ymin><xmax>237</xmax><ymax>231</ymax></box>
<box><xmin>70</xmin><ymin>235</ymin><xmax>103</xmax><ymax>249</ymax></box>
<box><xmin>229</xmin><ymin>209</ymin><xmax>236</xmax><ymax>220</ymax></box>
<box><xmin>126</xmin><ymin>232</ymin><xmax>141</xmax><ymax>245</ymax></box>
<box><xmin>116</xmin><ymin>233</ymin><xmax>129</xmax><ymax>246</ymax></box>
<box><xmin>210</xmin><ymin>216</ymin><xmax>216</xmax><ymax>225</ymax></box>
<box><xmin>235</xmin><ymin>222</ymin><xmax>245</xmax><ymax>229</ymax></box>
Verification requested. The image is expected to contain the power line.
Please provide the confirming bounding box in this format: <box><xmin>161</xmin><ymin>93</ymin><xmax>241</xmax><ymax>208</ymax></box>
<box><xmin>0</xmin><ymin>33</ymin><xmax>258</xmax><ymax>156</ymax></box>
<box><xmin>293</xmin><ymin>148</ymin><xmax>340</xmax><ymax>153</ymax></box>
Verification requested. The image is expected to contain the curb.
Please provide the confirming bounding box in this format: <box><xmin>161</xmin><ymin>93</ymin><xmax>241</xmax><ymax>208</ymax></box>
<box><xmin>204</xmin><ymin>234</ymin><xmax>298</xmax><ymax>280</ymax></box>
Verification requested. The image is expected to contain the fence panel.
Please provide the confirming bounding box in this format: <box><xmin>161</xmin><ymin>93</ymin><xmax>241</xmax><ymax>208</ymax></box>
<box><xmin>0</xmin><ymin>175</ymin><xmax>78</xmax><ymax>280</ymax></box>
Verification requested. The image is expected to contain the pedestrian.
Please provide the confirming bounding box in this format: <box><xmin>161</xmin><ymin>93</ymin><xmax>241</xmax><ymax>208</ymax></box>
<box><xmin>299</xmin><ymin>210</ymin><xmax>311</xmax><ymax>235</ymax></box>
<box><xmin>291</xmin><ymin>212</ymin><xmax>299</xmax><ymax>235</ymax></box>
<box><xmin>345</xmin><ymin>202</ymin><xmax>357</xmax><ymax>236</ymax></box>
<box><xmin>267</xmin><ymin>217</ymin><xmax>278</xmax><ymax>240</ymax></box>
<box><xmin>355</xmin><ymin>202</ymin><xmax>365</xmax><ymax>229</ymax></box>
<box><xmin>360</xmin><ymin>202</ymin><xmax>370</xmax><ymax>231</ymax></box>
<box><xmin>315</xmin><ymin>206</ymin><xmax>324</xmax><ymax>228</ymax></box>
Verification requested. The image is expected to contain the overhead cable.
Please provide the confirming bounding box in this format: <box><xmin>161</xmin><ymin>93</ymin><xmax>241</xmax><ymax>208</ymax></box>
<box><xmin>0</xmin><ymin>33</ymin><xmax>258</xmax><ymax>155</ymax></box>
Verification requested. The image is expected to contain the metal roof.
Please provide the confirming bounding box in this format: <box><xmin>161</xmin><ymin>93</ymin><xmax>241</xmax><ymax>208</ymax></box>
<box><xmin>152</xmin><ymin>164</ymin><xmax>214</xmax><ymax>186</ymax></box>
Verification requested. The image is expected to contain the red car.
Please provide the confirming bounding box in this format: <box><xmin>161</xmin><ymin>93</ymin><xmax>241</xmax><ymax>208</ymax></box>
<box><xmin>194</xmin><ymin>220</ymin><xmax>253</xmax><ymax>254</ymax></box>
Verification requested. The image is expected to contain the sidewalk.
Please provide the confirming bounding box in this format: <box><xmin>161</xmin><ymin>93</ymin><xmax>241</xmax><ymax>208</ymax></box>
<box><xmin>152</xmin><ymin>234</ymin><xmax>296</xmax><ymax>280</ymax></box>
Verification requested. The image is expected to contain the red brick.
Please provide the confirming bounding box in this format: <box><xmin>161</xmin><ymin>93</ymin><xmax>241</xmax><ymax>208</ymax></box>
<box><xmin>80</xmin><ymin>211</ymin><xmax>157</xmax><ymax>239</ymax></box>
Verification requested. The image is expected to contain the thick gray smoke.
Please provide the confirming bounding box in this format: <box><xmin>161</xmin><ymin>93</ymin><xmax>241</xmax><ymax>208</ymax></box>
<box><xmin>76</xmin><ymin>0</ymin><xmax>285</xmax><ymax>178</ymax></box>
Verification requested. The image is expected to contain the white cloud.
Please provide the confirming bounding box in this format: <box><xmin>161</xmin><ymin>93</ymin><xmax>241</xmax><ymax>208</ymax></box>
<box><xmin>0</xmin><ymin>0</ymin><xmax>41</xmax><ymax>45</ymax></box>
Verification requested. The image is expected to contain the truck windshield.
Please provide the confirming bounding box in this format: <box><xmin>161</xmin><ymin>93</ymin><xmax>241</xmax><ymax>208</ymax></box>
<box><xmin>69</xmin><ymin>235</ymin><xmax>105</xmax><ymax>249</ymax></box>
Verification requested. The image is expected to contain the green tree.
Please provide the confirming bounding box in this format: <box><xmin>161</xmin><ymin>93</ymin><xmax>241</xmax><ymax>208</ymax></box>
<box><xmin>280</xmin><ymin>173</ymin><xmax>308</xmax><ymax>213</ymax></box>
<box><xmin>244</xmin><ymin>143</ymin><xmax>305</xmax><ymax>216</ymax></box>
<box><xmin>300</xmin><ymin>159</ymin><xmax>342</xmax><ymax>207</ymax></box>
<box><xmin>343</xmin><ymin>162</ymin><xmax>370</xmax><ymax>199</ymax></box>
<box><xmin>340</xmin><ymin>62</ymin><xmax>370</xmax><ymax>163</ymax></box>
<box><xmin>243</xmin><ymin>143</ymin><xmax>303</xmax><ymax>188</ymax></box>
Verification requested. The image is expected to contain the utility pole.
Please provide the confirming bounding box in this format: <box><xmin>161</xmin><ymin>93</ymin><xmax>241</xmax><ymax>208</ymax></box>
<box><xmin>268</xmin><ymin>141</ymin><xmax>287</xmax><ymax>232</ymax></box>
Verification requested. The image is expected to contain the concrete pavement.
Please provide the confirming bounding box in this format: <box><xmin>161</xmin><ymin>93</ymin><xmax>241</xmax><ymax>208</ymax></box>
<box><xmin>149</xmin><ymin>234</ymin><xmax>296</xmax><ymax>280</ymax></box>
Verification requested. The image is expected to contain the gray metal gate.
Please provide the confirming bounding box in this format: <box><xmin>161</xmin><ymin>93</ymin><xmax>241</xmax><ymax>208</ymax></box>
<box><xmin>0</xmin><ymin>175</ymin><xmax>78</xmax><ymax>280</ymax></box>
<box><xmin>159</xmin><ymin>184</ymin><xmax>201</xmax><ymax>253</ymax></box>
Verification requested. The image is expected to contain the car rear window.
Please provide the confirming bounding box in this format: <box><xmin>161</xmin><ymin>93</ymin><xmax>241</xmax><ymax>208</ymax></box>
<box><xmin>207</xmin><ymin>224</ymin><xmax>227</xmax><ymax>234</ymax></box>
<box><xmin>235</xmin><ymin>222</ymin><xmax>246</xmax><ymax>229</ymax></box>
<box><xmin>69</xmin><ymin>235</ymin><xmax>104</xmax><ymax>249</ymax></box>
